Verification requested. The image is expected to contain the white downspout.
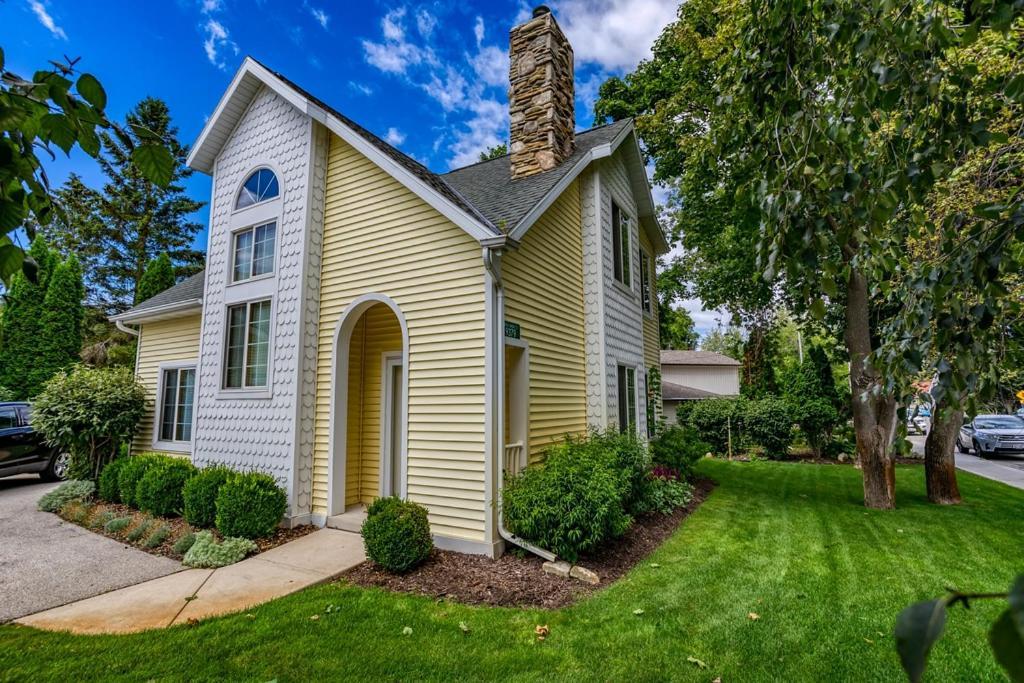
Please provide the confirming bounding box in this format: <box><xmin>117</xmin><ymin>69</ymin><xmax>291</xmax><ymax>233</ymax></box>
<box><xmin>115</xmin><ymin>320</ymin><xmax>139</xmax><ymax>337</ymax></box>
<box><xmin>482</xmin><ymin>246</ymin><xmax>556</xmax><ymax>562</ymax></box>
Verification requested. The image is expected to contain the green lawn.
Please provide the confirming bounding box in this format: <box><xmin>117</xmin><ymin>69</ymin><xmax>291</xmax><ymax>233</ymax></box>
<box><xmin>2</xmin><ymin>460</ymin><xmax>1020</xmax><ymax>682</ymax></box>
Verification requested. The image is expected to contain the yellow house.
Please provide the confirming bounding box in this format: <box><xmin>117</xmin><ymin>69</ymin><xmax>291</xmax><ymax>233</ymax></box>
<box><xmin>111</xmin><ymin>8</ymin><xmax>668</xmax><ymax>556</ymax></box>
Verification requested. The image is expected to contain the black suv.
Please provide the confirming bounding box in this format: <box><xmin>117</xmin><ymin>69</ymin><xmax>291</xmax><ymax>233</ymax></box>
<box><xmin>0</xmin><ymin>402</ymin><xmax>68</xmax><ymax>481</ymax></box>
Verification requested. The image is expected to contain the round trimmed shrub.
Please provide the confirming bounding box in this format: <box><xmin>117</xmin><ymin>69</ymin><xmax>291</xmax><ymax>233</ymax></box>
<box><xmin>215</xmin><ymin>472</ymin><xmax>287</xmax><ymax>539</ymax></box>
<box><xmin>137</xmin><ymin>458</ymin><xmax>197</xmax><ymax>517</ymax></box>
<box><xmin>183</xmin><ymin>466</ymin><xmax>233</xmax><ymax>528</ymax></box>
<box><xmin>685</xmin><ymin>398</ymin><xmax>746</xmax><ymax>454</ymax></box>
<box><xmin>744</xmin><ymin>397</ymin><xmax>795</xmax><ymax>459</ymax></box>
<box><xmin>117</xmin><ymin>454</ymin><xmax>166</xmax><ymax>508</ymax></box>
<box><xmin>98</xmin><ymin>458</ymin><xmax>128</xmax><ymax>503</ymax></box>
<box><xmin>360</xmin><ymin>497</ymin><xmax>433</xmax><ymax>573</ymax></box>
<box><xmin>650</xmin><ymin>425</ymin><xmax>710</xmax><ymax>477</ymax></box>
<box><xmin>503</xmin><ymin>437</ymin><xmax>631</xmax><ymax>563</ymax></box>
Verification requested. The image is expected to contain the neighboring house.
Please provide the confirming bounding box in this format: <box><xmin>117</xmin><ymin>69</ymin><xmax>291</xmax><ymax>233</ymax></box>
<box><xmin>661</xmin><ymin>350</ymin><xmax>741</xmax><ymax>424</ymax></box>
<box><xmin>111</xmin><ymin>7</ymin><xmax>667</xmax><ymax>557</ymax></box>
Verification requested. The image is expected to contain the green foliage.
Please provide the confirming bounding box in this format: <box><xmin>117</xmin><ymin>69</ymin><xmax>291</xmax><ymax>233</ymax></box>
<box><xmin>503</xmin><ymin>434</ymin><xmax>632</xmax><ymax>563</ymax></box>
<box><xmin>634</xmin><ymin>473</ymin><xmax>694</xmax><ymax>516</ymax></box>
<box><xmin>659</xmin><ymin>303</ymin><xmax>699</xmax><ymax>351</ymax></box>
<box><xmin>34</xmin><ymin>253</ymin><xmax>84</xmax><ymax>393</ymax></box>
<box><xmin>0</xmin><ymin>386</ymin><xmax>13</xmax><ymax>401</ymax></box>
<box><xmin>31</xmin><ymin>366</ymin><xmax>147</xmax><ymax>480</ymax></box>
<box><xmin>182</xmin><ymin>530</ymin><xmax>257</xmax><ymax>568</ymax></box>
<box><xmin>215</xmin><ymin>472</ymin><xmax>287</xmax><ymax>539</ymax></box>
<box><xmin>579</xmin><ymin>430</ymin><xmax>651</xmax><ymax>515</ymax></box>
<box><xmin>135</xmin><ymin>252</ymin><xmax>175</xmax><ymax>304</ymax></box>
<box><xmin>0</xmin><ymin>53</ymin><xmax>172</xmax><ymax>286</ymax></box>
<box><xmin>895</xmin><ymin>576</ymin><xmax>1024</xmax><ymax>683</ymax></box>
<box><xmin>782</xmin><ymin>344</ymin><xmax>845</xmax><ymax>456</ymax></box>
<box><xmin>136</xmin><ymin>458</ymin><xmax>196</xmax><ymax>517</ymax></box>
<box><xmin>125</xmin><ymin>518</ymin><xmax>152</xmax><ymax>543</ymax></box>
<box><xmin>478</xmin><ymin>143</ymin><xmax>508</xmax><ymax>161</ymax></box>
<box><xmin>143</xmin><ymin>524</ymin><xmax>172</xmax><ymax>549</ymax></box>
<box><xmin>172</xmin><ymin>531</ymin><xmax>197</xmax><ymax>556</ymax></box>
<box><xmin>793</xmin><ymin>398</ymin><xmax>841</xmax><ymax>458</ymax></box>
<box><xmin>743</xmin><ymin>398</ymin><xmax>794</xmax><ymax>459</ymax></box>
<box><xmin>90</xmin><ymin>509</ymin><xmax>116</xmax><ymax>530</ymax></box>
<box><xmin>700</xmin><ymin>327</ymin><xmax>744</xmax><ymax>360</ymax></box>
<box><xmin>183</xmin><ymin>466</ymin><xmax>233</xmax><ymax>528</ymax></box>
<box><xmin>117</xmin><ymin>454</ymin><xmax>166</xmax><ymax>508</ymax></box>
<box><xmin>740</xmin><ymin>327</ymin><xmax>779</xmax><ymax>399</ymax></box>
<box><xmin>103</xmin><ymin>516</ymin><xmax>133</xmax><ymax>534</ymax></box>
<box><xmin>649</xmin><ymin>425</ymin><xmax>709</xmax><ymax>477</ymax></box>
<box><xmin>360</xmin><ymin>497</ymin><xmax>433</xmax><ymax>573</ymax></box>
<box><xmin>0</xmin><ymin>237</ymin><xmax>55</xmax><ymax>397</ymax></box>
<box><xmin>37</xmin><ymin>480</ymin><xmax>94</xmax><ymax>512</ymax></box>
<box><xmin>685</xmin><ymin>398</ymin><xmax>745</xmax><ymax>454</ymax></box>
<box><xmin>97</xmin><ymin>457</ymin><xmax>127</xmax><ymax>503</ymax></box>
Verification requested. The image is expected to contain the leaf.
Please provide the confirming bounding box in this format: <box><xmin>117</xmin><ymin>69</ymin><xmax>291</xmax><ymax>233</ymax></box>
<box><xmin>459</xmin><ymin>621</ymin><xmax>470</xmax><ymax>634</ymax></box>
<box><xmin>686</xmin><ymin>656</ymin><xmax>707</xmax><ymax>669</ymax></box>
<box><xmin>76</xmin><ymin>73</ymin><xmax>107</xmax><ymax>110</ymax></box>
<box><xmin>990</xmin><ymin>609</ymin><xmax>1024</xmax><ymax>681</ymax></box>
<box><xmin>748</xmin><ymin>612</ymin><xmax>760</xmax><ymax>621</ymax></box>
<box><xmin>402</xmin><ymin>626</ymin><xmax>413</xmax><ymax>636</ymax></box>
<box><xmin>132</xmin><ymin>143</ymin><xmax>174</xmax><ymax>187</ymax></box>
<box><xmin>894</xmin><ymin>599</ymin><xmax>948</xmax><ymax>683</ymax></box>
<box><xmin>0</xmin><ymin>242</ymin><xmax>25</xmax><ymax>287</ymax></box>
<box><xmin>809</xmin><ymin>298</ymin><xmax>826</xmax><ymax>320</ymax></box>
<box><xmin>633</xmin><ymin>608</ymin><xmax>645</xmax><ymax>616</ymax></box>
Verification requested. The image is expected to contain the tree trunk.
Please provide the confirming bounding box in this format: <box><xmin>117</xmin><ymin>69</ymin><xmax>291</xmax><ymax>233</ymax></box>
<box><xmin>924</xmin><ymin>400</ymin><xmax>963</xmax><ymax>505</ymax></box>
<box><xmin>844</xmin><ymin>262</ymin><xmax>897</xmax><ymax>509</ymax></box>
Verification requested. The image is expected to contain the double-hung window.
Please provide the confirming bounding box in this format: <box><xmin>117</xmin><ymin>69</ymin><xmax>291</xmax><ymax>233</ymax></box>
<box><xmin>617</xmin><ymin>364</ymin><xmax>637</xmax><ymax>434</ymax></box>
<box><xmin>640</xmin><ymin>248</ymin><xmax>653</xmax><ymax>314</ymax></box>
<box><xmin>232</xmin><ymin>221</ymin><xmax>276</xmax><ymax>282</ymax></box>
<box><xmin>224</xmin><ymin>300</ymin><xmax>272</xmax><ymax>389</ymax></box>
<box><xmin>159</xmin><ymin>367</ymin><xmax>196</xmax><ymax>442</ymax></box>
<box><xmin>612</xmin><ymin>201</ymin><xmax>631</xmax><ymax>288</ymax></box>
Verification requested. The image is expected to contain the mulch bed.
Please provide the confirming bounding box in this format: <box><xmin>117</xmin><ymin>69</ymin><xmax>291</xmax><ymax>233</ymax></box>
<box><xmin>341</xmin><ymin>476</ymin><xmax>716</xmax><ymax>609</ymax></box>
<box><xmin>57</xmin><ymin>500</ymin><xmax>317</xmax><ymax>561</ymax></box>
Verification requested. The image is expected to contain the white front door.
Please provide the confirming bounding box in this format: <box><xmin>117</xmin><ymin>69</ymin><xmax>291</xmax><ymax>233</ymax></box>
<box><xmin>381</xmin><ymin>354</ymin><xmax>404</xmax><ymax>498</ymax></box>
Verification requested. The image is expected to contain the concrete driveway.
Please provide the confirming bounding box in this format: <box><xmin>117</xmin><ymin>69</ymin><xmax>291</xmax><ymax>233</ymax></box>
<box><xmin>907</xmin><ymin>435</ymin><xmax>1024</xmax><ymax>490</ymax></box>
<box><xmin>0</xmin><ymin>475</ymin><xmax>181</xmax><ymax>623</ymax></box>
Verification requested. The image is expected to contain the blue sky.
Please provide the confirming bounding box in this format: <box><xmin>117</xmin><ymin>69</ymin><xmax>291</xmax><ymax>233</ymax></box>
<box><xmin>6</xmin><ymin>0</ymin><xmax>727</xmax><ymax>333</ymax></box>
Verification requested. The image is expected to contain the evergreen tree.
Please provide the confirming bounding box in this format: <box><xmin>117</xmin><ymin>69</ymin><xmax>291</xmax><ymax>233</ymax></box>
<box><xmin>42</xmin><ymin>174</ymin><xmax>106</xmax><ymax>302</ymax></box>
<box><xmin>34</xmin><ymin>254</ymin><xmax>85</xmax><ymax>393</ymax></box>
<box><xmin>0</xmin><ymin>237</ymin><xmax>57</xmax><ymax>397</ymax></box>
<box><xmin>91</xmin><ymin>97</ymin><xmax>204</xmax><ymax>310</ymax></box>
<box><xmin>135</xmin><ymin>252</ymin><xmax>176</xmax><ymax>304</ymax></box>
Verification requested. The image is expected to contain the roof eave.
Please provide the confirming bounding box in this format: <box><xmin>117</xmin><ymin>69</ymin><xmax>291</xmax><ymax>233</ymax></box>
<box><xmin>110</xmin><ymin>300</ymin><xmax>204</xmax><ymax>324</ymax></box>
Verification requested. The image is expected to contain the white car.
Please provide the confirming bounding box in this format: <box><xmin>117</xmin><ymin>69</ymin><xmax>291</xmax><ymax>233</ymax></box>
<box><xmin>957</xmin><ymin>414</ymin><xmax>1024</xmax><ymax>457</ymax></box>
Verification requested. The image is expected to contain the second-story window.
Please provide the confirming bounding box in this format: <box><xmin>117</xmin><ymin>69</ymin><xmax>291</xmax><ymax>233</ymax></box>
<box><xmin>232</xmin><ymin>221</ymin><xmax>276</xmax><ymax>282</ymax></box>
<box><xmin>224</xmin><ymin>300</ymin><xmax>272</xmax><ymax>389</ymax></box>
<box><xmin>640</xmin><ymin>248</ymin><xmax>653</xmax><ymax>314</ymax></box>
<box><xmin>612</xmin><ymin>201</ymin><xmax>631</xmax><ymax>288</ymax></box>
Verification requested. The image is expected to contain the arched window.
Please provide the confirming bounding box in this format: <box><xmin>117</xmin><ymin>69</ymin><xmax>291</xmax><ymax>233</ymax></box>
<box><xmin>236</xmin><ymin>168</ymin><xmax>279</xmax><ymax>209</ymax></box>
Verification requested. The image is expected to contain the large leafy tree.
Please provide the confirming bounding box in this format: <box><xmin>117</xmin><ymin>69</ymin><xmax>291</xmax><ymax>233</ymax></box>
<box><xmin>0</xmin><ymin>49</ymin><xmax>173</xmax><ymax>285</ymax></box>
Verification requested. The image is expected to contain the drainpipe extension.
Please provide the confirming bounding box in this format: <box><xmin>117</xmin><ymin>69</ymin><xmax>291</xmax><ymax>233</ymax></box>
<box><xmin>115</xmin><ymin>320</ymin><xmax>139</xmax><ymax>337</ymax></box>
<box><xmin>482</xmin><ymin>246</ymin><xmax>556</xmax><ymax>563</ymax></box>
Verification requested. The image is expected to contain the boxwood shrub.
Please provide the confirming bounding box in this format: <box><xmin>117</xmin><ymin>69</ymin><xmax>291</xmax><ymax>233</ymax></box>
<box><xmin>117</xmin><ymin>454</ymin><xmax>166</xmax><ymax>508</ymax></box>
<box><xmin>685</xmin><ymin>398</ymin><xmax>746</xmax><ymax>454</ymax></box>
<box><xmin>215</xmin><ymin>472</ymin><xmax>287</xmax><ymax>539</ymax></box>
<box><xmin>503</xmin><ymin>436</ymin><xmax>631</xmax><ymax>563</ymax></box>
<box><xmin>650</xmin><ymin>425</ymin><xmax>710</xmax><ymax>477</ymax></box>
<box><xmin>360</xmin><ymin>497</ymin><xmax>433</xmax><ymax>573</ymax></box>
<box><xmin>97</xmin><ymin>458</ymin><xmax>128</xmax><ymax>503</ymax></box>
<box><xmin>183</xmin><ymin>466</ymin><xmax>233</xmax><ymax>528</ymax></box>
<box><xmin>136</xmin><ymin>458</ymin><xmax>197</xmax><ymax>517</ymax></box>
<box><xmin>744</xmin><ymin>397</ymin><xmax>795</xmax><ymax>459</ymax></box>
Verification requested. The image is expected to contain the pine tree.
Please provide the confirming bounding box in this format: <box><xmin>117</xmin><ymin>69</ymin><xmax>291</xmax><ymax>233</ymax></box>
<box><xmin>0</xmin><ymin>237</ymin><xmax>57</xmax><ymax>397</ymax></box>
<box><xmin>135</xmin><ymin>252</ymin><xmax>176</xmax><ymax>304</ymax></box>
<box><xmin>91</xmin><ymin>97</ymin><xmax>204</xmax><ymax>310</ymax></box>
<box><xmin>34</xmin><ymin>254</ymin><xmax>85</xmax><ymax>393</ymax></box>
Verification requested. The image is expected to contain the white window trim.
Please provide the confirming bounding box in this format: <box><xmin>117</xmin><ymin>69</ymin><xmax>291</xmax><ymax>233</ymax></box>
<box><xmin>612</xmin><ymin>201</ymin><xmax>634</xmax><ymax>290</ymax></box>
<box><xmin>230</xmin><ymin>220</ymin><xmax>278</xmax><ymax>284</ymax></box>
<box><xmin>231</xmin><ymin>165</ymin><xmax>283</xmax><ymax>215</ymax></box>
<box><xmin>218</xmin><ymin>298</ymin><xmax>275</xmax><ymax>399</ymax></box>
<box><xmin>378</xmin><ymin>351</ymin><xmax>406</xmax><ymax>499</ymax></box>
<box><xmin>152</xmin><ymin>360</ymin><xmax>198</xmax><ymax>453</ymax></box>
<box><xmin>616</xmin><ymin>362</ymin><xmax>641</xmax><ymax>435</ymax></box>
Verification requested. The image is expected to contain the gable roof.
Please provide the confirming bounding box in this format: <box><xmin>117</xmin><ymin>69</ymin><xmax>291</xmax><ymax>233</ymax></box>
<box><xmin>110</xmin><ymin>271</ymin><xmax>206</xmax><ymax>323</ymax></box>
<box><xmin>661</xmin><ymin>381</ymin><xmax>725</xmax><ymax>400</ymax></box>
<box><xmin>188</xmin><ymin>57</ymin><xmax>668</xmax><ymax>252</ymax></box>
<box><xmin>660</xmin><ymin>350</ymin><xmax>742</xmax><ymax>367</ymax></box>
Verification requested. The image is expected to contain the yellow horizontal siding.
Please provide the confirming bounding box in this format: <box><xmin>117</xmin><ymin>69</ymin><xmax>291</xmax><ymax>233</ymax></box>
<box><xmin>132</xmin><ymin>315</ymin><xmax>202</xmax><ymax>455</ymax></box>
<box><xmin>502</xmin><ymin>179</ymin><xmax>587</xmax><ymax>463</ymax></box>
<box><xmin>314</xmin><ymin>134</ymin><xmax>487</xmax><ymax>542</ymax></box>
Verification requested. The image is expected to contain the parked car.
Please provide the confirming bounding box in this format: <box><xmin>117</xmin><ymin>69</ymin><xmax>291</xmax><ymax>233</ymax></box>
<box><xmin>0</xmin><ymin>402</ymin><xmax>68</xmax><ymax>481</ymax></box>
<box><xmin>957</xmin><ymin>414</ymin><xmax>1024</xmax><ymax>457</ymax></box>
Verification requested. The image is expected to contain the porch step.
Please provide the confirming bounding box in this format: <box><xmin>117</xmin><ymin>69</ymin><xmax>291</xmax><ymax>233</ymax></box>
<box><xmin>326</xmin><ymin>505</ymin><xmax>367</xmax><ymax>533</ymax></box>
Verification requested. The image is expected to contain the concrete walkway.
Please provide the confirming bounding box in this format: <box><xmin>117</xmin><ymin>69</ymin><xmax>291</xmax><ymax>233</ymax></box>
<box><xmin>907</xmin><ymin>436</ymin><xmax>1024</xmax><ymax>490</ymax></box>
<box><xmin>16</xmin><ymin>528</ymin><xmax>365</xmax><ymax>634</ymax></box>
<box><xmin>0</xmin><ymin>475</ymin><xmax>181</xmax><ymax>623</ymax></box>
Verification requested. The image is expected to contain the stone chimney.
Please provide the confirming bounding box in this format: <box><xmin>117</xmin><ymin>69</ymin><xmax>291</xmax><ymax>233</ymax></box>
<box><xmin>508</xmin><ymin>5</ymin><xmax>575</xmax><ymax>179</ymax></box>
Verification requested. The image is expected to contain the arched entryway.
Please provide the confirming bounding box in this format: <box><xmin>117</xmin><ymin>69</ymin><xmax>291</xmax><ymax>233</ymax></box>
<box><xmin>326</xmin><ymin>294</ymin><xmax>409</xmax><ymax>520</ymax></box>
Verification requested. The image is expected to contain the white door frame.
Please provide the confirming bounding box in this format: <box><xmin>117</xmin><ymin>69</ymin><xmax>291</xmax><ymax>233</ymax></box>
<box><xmin>379</xmin><ymin>351</ymin><xmax>406</xmax><ymax>498</ymax></box>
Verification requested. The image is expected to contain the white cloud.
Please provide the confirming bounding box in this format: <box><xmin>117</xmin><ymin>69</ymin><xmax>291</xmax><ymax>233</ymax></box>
<box><xmin>310</xmin><ymin>6</ymin><xmax>329</xmax><ymax>29</ymax></box>
<box><xmin>422</xmin><ymin>66</ymin><xmax>468</xmax><ymax>112</ymax></box>
<box><xmin>28</xmin><ymin>0</ymin><xmax>67</xmax><ymax>40</ymax></box>
<box><xmin>550</xmin><ymin>0</ymin><xmax>677</xmax><ymax>71</ymax></box>
<box><xmin>202</xmin><ymin>18</ymin><xmax>238</xmax><ymax>70</ymax></box>
<box><xmin>200</xmin><ymin>0</ymin><xmax>222</xmax><ymax>12</ymax></box>
<box><xmin>470</xmin><ymin>45</ymin><xmax>508</xmax><ymax>87</ymax></box>
<box><xmin>449</xmin><ymin>97</ymin><xmax>508</xmax><ymax>168</ymax></box>
<box><xmin>416</xmin><ymin>9</ymin><xmax>437</xmax><ymax>38</ymax></box>
<box><xmin>348</xmin><ymin>81</ymin><xmax>373</xmax><ymax>96</ymax></box>
<box><xmin>384</xmin><ymin>127</ymin><xmax>406</xmax><ymax>146</ymax></box>
<box><xmin>362</xmin><ymin>8</ymin><xmax>436</xmax><ymax>75</ymax></box>
<box><xmin>382</xmin><ymin>7</ymin><xmax>406</xmax><ymax>41</ymax></box>
<box><xmin>681</xmin><ymin>298</ymin><xmax>730</xmax><ymax>336</ymax></box>
<box><xmin>473</xmin><ymin>16</ymin><xmax>485</xmax><ymax>46</ymax></box>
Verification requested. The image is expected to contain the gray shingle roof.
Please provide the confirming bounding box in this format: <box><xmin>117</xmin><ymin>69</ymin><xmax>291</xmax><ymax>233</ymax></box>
<box><xmin>119</xmin><ymin>270</ymin><xmax>205</xmax><ymax>317</ymax></box>
<box><xmin>660</xmin><ymin>350</ymin><xmax>742</xmax><ymax>367</ymax></box>
<box><xmin>442</xmin><ymin>119</ymin><xmax>632</xmax><ymax>233</ymax></box>
<box><xmin>661</xmin><ymin>381</ymin><xmax>724</xmax><ymax>400</ymax></box>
